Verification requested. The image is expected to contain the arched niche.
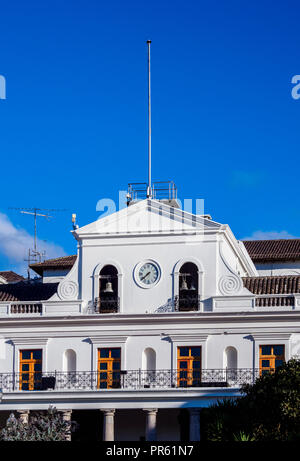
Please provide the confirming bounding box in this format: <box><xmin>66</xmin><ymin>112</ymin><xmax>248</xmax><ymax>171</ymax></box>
<box><xmin>224</xmin><ymin>346</ymin><xmax>238</xmax><ymax>369</ymax></box>
<box><xmin>63</xmin><ymin>349</ymin><xmax>77</xmax><ymax>373</ymax></box>
<box><xmin>142</xmin><ymin>348</ymin><xmax>156</xmax><ymax>371</ymax></box>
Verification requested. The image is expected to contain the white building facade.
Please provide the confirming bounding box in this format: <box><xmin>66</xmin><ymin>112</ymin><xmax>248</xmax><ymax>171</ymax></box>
<box><xmin>0</xmin><ymin>198</ymin><xmax>299</xmax><ymax>441</ymax></box>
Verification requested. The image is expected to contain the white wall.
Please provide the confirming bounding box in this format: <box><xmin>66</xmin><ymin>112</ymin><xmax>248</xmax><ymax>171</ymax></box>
<box><xmin>0</xmin><ymin>327</ymin><xmax>286</xmax><ymax>375</ymax></box>
<box><xmin>291</xmin><ymin>334</ymin><xmax>300</xmax><ymax>358</ymax></box>
<box><xmin>43</xmin><ymin>269</ymin><xmax>70</xmax><ymax>283</ymax></box>
<box><xmin>80</xmin><ymin>235</ymin><xmax>220</xmax><ymax>315</ymax></box>
<box><xmin>255</xmin><ymin>261</ymin><xmax>300</xmax><ymax>276</ymax></box>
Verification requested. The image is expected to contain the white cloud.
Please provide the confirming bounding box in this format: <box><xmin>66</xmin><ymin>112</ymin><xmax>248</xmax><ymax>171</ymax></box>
<box><xmin>0</xmin><ymin>212</ymin><xmax>66</xmax><ymax>275</ymax></box>
<box><xmin>242</xmin><ymin>230</ymin><xmax>298</xmax><ymax>240</ymax></box>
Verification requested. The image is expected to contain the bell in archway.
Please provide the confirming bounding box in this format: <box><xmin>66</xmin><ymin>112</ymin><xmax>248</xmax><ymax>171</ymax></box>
<box><xmin>103</xmin><ymin>281</ymin><xmax>114</xmax><ymax>293</ymax></box>
<box><xmin>180</xmin><ymin>278</ymin><xmax>188</xmax><ymax>290</ymax></box>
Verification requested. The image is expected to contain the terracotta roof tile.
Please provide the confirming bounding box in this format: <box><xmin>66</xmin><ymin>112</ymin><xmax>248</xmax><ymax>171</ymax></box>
<box><xmin>243</xmin><ymin>275</ymin><xmax>300</xmax><ymax>294</ymax></box>
<box><xmin>0</xmin><ymin>282</ymin><xmax>58</xmax><ymax>302</ymax></box>
<box><xmin>30</xmin><ymin>255</ymin><xmax>77</xmax><ymax>276</ymax></box>
<box><xmin>243</xmin><ymin>239</ymin><xmax>300</xmax><ymax>262</ymax></box>
<box><xmin>0</xmin><ymin>271</ymin><xmax>25</xmax><ymax>283</ymax></box>
<box><xmin>243</xmin><ymin>275</ymin><xmax>300</xmax><ymax>307</ymax></box>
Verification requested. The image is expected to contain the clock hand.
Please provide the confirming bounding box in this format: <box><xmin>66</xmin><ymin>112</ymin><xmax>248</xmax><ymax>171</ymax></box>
<box><xmin>141</xmin><ymin>271</ymin><xmax>150</xmax><ymax>281</ymax></box>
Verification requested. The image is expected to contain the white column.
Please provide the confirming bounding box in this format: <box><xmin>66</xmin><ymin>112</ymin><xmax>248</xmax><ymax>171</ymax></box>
<box><xmin>189</xmin><ymin>408</ymin><xmax>200</xmax><ymax>441</ymax></box>
<box><xmin>101</xmin><ymin>409</ymin><xmax>115</xmax><ymax>441</ymax></box>
<box><xmin>60</xmin><ymin>409</ymin><xmax>72</xmax><ymax>441</ymax></box>
<box><xmin>143</xmin><ymin>408</ymin><xmax>158</xmax><ymax>441</ymax></box>
<box><xmin>17</xmin><ymin>410</ymin><xmax>29</xmax><ymax>424</ymax></box>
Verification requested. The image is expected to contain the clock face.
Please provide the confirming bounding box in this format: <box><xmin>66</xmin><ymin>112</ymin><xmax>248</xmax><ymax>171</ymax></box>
<box><xmin>136</xmin><ymin>261</ymin><xmax>160</xmax><ymax>287</ymax></box>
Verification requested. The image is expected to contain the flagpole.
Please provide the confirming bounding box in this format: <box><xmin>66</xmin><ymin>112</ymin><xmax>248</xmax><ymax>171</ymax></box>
<box><xmin>147</xmin><ymin>40</ymin><xmax>152</xmax><ymax>199</ymax></box>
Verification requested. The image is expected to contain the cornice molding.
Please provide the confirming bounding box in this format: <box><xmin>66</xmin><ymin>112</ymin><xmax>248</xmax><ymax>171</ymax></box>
<box><xmin>9</xmin><ymin>337</ymin><xmax>49</xmax><ymax>346</ymax></box>
<box><xmin>78</xmin><ymin>231</ymin><xmax>218</xmax><ymax>244</ymax></box>
<box><xmin>251</xmin><ymin>332</ymin><xmax>293</xmax><ymax>341</ymax></box>
<box><xmin>166</xmin><ymin>334</ymin><xmax>209</xmax><ymax>342</ymax></box>
<box><xmin>1</xmin><ymin>311</ymin><xmax>300</xmax><ymax>329</ymax></box>
<box><xmin>89</xmin><ymin>335</ymin><xmax>128</xmax><ymax>345</ymax></box>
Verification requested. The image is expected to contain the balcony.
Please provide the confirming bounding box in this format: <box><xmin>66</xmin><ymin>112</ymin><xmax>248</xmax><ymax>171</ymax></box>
<box><xmin>10</xmin><ymin>303</ymin><xmax>43</xmax><ymax>314</ymax></box>
<box><xmin>0</xmin><ymin>301</ymin><xmax>83</xmax><ymax>317</ymax></box>
<box><xmin>212</xmin><ymin>293</ymin><xmax>300</xmax><ymax>312</ymax></box>
<box><xmin>255</xmin><ymin>294</ymin><xmax>295</xmax><ymax>307</ymax></box>
<box><xmin>0</xmin><ymin>369</ymin><xmax>260</xmax><ymax>392</ymax></box>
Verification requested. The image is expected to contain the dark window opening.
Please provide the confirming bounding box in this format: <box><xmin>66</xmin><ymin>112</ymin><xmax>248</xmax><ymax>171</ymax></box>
<box><xmin>96</xmin><ymin>265</ymin><xmax>119</xmax><ymax>313</ymax></box>
<box><xmin>177</xmin><ymin>262</ymin><xmax>199</xmax><ymax>311</ymax></box>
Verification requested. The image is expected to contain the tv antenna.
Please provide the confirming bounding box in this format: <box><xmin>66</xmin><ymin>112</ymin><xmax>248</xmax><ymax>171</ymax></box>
<box><xmin>9</xmin><ymin>207</ymin><xmax>67</xmax><ymax>267</ymax></box>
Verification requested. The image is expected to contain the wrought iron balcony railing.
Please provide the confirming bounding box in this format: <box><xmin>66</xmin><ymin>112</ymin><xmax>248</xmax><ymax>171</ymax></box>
<box><xmin>174</xmin><ymin>295</ymin><xmax>200</xmax><ymax>312</ymax></box>
<box><xmin>93</xmin><ymin>297</ymin><xmax>120</xmax><ymax>314</ymax></box>
<box><xmin>0</xmin><ymin>368</ymin><xmax>260</xmax><ymax>393</ymax></box>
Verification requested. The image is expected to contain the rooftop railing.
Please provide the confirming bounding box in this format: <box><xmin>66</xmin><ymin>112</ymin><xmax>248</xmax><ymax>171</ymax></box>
<box><xmin>255</xmin><ymin>293</ymin><xmax>295</xmax><ymax>307</ymax></box>
<box><xmin>0</xmin><ymin>368</ymin><xmax>260</xmax><ymax>392</ymax></box>
<box><xmin>10</xmin><ymin>303</ymin><xmax>43</xmax><ymax>314</ymax></box>
<box><xmin>127</xmin><ymin>181</ymin><xmax>178</xmax><ymax>203</ymax></box>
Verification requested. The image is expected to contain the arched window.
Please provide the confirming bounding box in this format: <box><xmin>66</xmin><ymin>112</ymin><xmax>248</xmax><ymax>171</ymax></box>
<box><xmin>177</xmin><ymin>262</ymin><xmax>199</xmax><ymax>311</ymax></box>
<box><xmin>97</xmin><ymin>265</ymin><xmax>119</xmax><ymax>313</ymax></box>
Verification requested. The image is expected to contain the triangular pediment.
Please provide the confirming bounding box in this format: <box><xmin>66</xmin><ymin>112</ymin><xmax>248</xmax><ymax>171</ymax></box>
<box><xmin>74</xmin><ymin>199</ymin><xmax>222</xmax><ymax>237</ymax></box>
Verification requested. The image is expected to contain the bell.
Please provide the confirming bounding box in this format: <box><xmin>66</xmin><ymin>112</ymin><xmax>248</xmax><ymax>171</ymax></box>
<box><xmin>103</xmin><ymin>281</ymin><xmax>114</xmax><ymax>293</ymax></box>
<box><xmin>190</xmin><ymin>283</ymin><xmax>196</xmax><ymax>291</ymax></box>
<box><xmin>181</xmin><ymin>279</ymin><xmax>188</xmax><ymax>290</ymax></box>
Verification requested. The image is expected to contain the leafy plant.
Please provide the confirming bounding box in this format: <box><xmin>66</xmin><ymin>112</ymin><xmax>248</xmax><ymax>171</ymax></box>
<box><xmin>0</xmin><ymin>413</ymin><xmax>29</xmax><ymax>441</ymax></box>
<box><xmin>0</xmin><ymin>406</ymin><xmax>74</xmax><ymax>441</ymax></box>
<box><xmin>202</xmin><ymin>359</ymin><xmax>300</xmax><ymax>441</ymax></box>
<box><xmin>233</xmin><ymin>431</ymin><xmax>254</xmax><ymax>441</ymax></box>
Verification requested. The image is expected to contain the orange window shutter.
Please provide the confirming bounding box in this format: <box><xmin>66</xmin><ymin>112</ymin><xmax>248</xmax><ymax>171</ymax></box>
<box><xmin>20</xmin><ymin>350</ymin><xmax>42</xmax><ymax>391</ymax></box>
<box><xmin>98</xmin><ymin>348</ymin><xmax>121</xmax><ymax>389</ymax></box>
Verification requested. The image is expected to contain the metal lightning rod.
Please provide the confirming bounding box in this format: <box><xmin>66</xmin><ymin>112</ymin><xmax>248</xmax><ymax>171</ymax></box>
<box><xmin>146</xmin><ymin>39</ymin><xmax>152</xmax><ymax>199</ymax></box>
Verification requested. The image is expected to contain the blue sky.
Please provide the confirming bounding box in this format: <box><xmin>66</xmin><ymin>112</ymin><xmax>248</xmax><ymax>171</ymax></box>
<box><xmin>0</xmin><ymin>0</ymin><xmax>299</xmax><ymax>274</ymax></box>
